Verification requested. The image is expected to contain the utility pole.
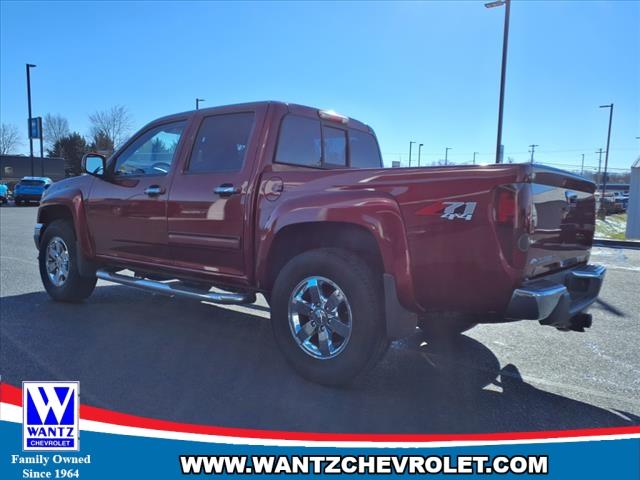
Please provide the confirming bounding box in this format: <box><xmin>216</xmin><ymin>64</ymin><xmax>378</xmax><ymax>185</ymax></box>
<box><xmin>473</xmin><ymin>152</ymin><xmax>478</xmax><ymax>165</ymax></box>
<box><xmin>444</xmin><ymin>147</ymin><xmax>452</xmax><ymax>165</ymax></box>
<box><xmin>596</xmin><ymin>148</ymin><xmax>604</xmax><ymax>188</ymax></box>
<box><xmin>528</xmin><ymin>144</ymin><xmax>539</xmax><ymax>163</ymax></box>
<box><xmin>485</xmin><ymin>0</ymin><xmax>511</xmax><ymax>163</ymax></box>
<box><xmin>418</xmin><ymin>143</ymin><xmax>423</xmax><ymax>166</ymax></box>
<box><xmin>26</xmin><ymin>64</ymin><xmax>36</xmax><ymax>176</ymax></box>
<box><xmin>599</xmin><ymin>104</ymin><xmax>614</xmax><ymax>217</ymax></box>
<box><xmin>409</xmin><ymin>141</ymin><xmax>415</xmax><ymax>167</ymax></box>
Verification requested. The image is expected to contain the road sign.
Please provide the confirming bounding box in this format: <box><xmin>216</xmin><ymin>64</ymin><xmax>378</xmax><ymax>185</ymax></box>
<box><xmin>28</xmin><ymin>117</ymin><xmax>42</xmax><ymax>140</ymax></box>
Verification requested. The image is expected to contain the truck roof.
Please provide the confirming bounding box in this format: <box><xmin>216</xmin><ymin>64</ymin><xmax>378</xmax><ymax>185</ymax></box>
<box><xmin>153</xmin><ymin>101</ymin><xmax>373</xmax><ymax>133</ymax></box>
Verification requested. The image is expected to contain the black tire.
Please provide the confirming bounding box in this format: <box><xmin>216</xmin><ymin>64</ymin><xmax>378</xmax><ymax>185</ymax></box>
<box><xmin>417</xmin><ymin>313</ymin><xmax>477</xmax><ymax>340</ymax></box>
<box><xmin>271</xmin><ymin>248</ymin><xmax>388</xmax><ymax>386</ymax></box>
<box><xmin>39</xmin><ymin>220</ymin><xmax>97</xmax><ymax>302</ymax></box>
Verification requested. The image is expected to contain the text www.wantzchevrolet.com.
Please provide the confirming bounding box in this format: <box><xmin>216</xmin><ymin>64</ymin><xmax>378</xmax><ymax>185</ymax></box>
<box><xmin>179</xmin><ymin>454</ymin><xmax>548</xmax><ymax>475</ymax></box>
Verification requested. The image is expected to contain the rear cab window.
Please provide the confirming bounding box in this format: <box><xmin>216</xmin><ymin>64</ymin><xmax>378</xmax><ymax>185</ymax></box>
<box><xmin>349</xmin><ymin>129</ymin><xmax>382</xmax><ymax>168</ymax></box>
<box><xmin>188</xmin><ymin>112</ymin><xmax>255</xmax><ymax>173</ymax></box>
<box><xmin>274</xmin><ymin>114</ymin><xmax>382</xmax><ymax>169</ymax></box>
<box><xmin>275</xmin><ymin>115</ymin><xmax>322</xmax><ymax>167</ymax></box>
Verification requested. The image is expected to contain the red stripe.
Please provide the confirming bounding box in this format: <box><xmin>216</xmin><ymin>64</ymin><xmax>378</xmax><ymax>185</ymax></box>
<box><xmin>3</xmin><ymin>382</ymin><xmax>639</xmax><ymax>442</ymax></box>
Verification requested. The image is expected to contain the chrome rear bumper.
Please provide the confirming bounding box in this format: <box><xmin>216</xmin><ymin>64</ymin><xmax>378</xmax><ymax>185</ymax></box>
<box><xmin>505</xmin><ymin>264</ymin><xmax>606</xmax><ymax>328</ymax></box>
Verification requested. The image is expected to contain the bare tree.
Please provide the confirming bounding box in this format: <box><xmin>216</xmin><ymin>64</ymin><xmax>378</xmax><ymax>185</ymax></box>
<box><xmin>88</xmin><ymin>105</ymin><xmax>133</xmax><ymax>149</ymax></box>
<box><xmin>43</xmin><ymin>113</ymin><xmax>70</xmax><ymax>148</ymax></box>
<box><xmin>0</xmin><ymin>123</ymin><xmax>22</xmax><ymax>155</ymax></box>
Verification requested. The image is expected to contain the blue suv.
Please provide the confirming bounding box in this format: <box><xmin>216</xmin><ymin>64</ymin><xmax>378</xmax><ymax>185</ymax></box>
<box><xmin>14</xmin><ymin>177</ymin><xmax>53</xmax><ymax>205</ymax></box>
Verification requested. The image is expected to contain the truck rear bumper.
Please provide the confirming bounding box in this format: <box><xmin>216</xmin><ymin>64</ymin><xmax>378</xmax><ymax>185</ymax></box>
<box><xmin>505</xmin><ymin>264</ymin><xmax>606</xmax><ymax>329</ymax></box>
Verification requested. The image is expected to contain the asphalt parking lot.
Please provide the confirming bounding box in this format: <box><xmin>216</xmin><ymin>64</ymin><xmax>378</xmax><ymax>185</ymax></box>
<box><xmin>1</xmin><ymin>205</ymin><xmax>639</xmax><ymax>434</ymax></box>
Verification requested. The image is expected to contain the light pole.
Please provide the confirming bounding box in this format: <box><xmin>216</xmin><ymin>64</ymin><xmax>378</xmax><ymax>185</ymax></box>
<box><xmin>598</xmin><ymin>104</ymin><xmax>614</xmax><ymax>217</ymax></box>
<box><xmin>418</xmin><ymin>143</ymin><xmax>423</xmax><ymax>166</ymax></box>
<box><xmin>473</xmin><ymin>151</ymin><xmax>478</xmax><ymax>165</ymax></box>
<box><xmin>485</xmin><ymin>0</ymin><xmax>510</xmax><ymax>164</ymax></box>
<box><xmin>196</xmin><ymin>98</ymin><xmax>205</xmax><ymax>110</ymax></box>
<box><xmin>596</xmin><ymin>148</ymin><xmax>604</xmax><ymax>187</ymax></box>
<box><xmin>409</xmin><ymin>141</ymin><xmax>416</xmax><ymax>167</ymax></box>
<box><xmin>581</xmin><ymin>153</ymin><xmax>585</xmax><ymax>176</ymax></box>
<box><xmin>26</xmin><ymin>63</ymin><xmax>36</xmax><ymax>176</ymax></box>
<box><xmin>444</xmin><ymin>147</ymin><xmax>452</xmax><ymax>165</ymax></box>
<box><xmin>528</xmin><ymin>144</ymin><xmax>539</xmax><ymax>163</ymax></box>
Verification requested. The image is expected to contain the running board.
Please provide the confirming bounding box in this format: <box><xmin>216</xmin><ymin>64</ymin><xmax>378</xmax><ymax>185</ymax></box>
<box><xmin>96</xmin><ymin>269</ymin><xmax>256</xmax><ymax>305</ymax></box>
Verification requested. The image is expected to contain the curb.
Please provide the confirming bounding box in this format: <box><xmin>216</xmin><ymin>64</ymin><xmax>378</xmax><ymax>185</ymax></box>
<box><xmin>593</xmin><ymin>239</ymin><xmax>640</xmax><ymax>250</ymax></box>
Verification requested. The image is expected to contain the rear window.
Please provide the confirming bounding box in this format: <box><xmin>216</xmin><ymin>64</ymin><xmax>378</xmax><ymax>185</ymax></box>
<box><xmin>323</xmin><ymin>126</ymin><xmax>347</xmax><ymax>166</ymax></box>
<box><xmin>188</xmin><ymin>113</ymin><xmax>255</xmax><ymax>173</ymax></box>
<box><xmin>275</xmin><ymin>114</ymin><xmax>382</xmax><ymax>169</ymax></box>
<box><xmin>275</xmin><ymin>115</ymin><xmax>322</xmax><ymax>167</ymax></box>
<box><xmin>20</xmin><ymin>180</ymin><xmax>45</xmax><ymax>186</ymax></box>
<box><xmin>349</xmin><ymin>129</ymin><xmax>382</xmax><ymax>168</ymax></box>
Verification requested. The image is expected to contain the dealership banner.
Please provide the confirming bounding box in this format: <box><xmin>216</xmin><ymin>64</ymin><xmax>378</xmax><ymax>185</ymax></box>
<box><xmin>1</xmin><ymin>383</ymin><xmax>638</xmax><ymax>479</ymax></box>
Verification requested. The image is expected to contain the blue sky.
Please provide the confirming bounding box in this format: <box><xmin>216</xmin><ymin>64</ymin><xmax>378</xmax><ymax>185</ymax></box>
<box><xmin>1</xmin><ymin>1</ymin><xmax>638</xmax><ymax>171</ymax></box>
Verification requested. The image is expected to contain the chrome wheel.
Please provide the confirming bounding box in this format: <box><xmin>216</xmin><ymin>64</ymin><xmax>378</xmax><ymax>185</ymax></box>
<box><xmin>288</xmin><ymin>276</ymin><xmax>352</xmax><ymax>359</ymax></box>
<box><xmin>45</xmin><ymin>236</ymin><xmax>70</xmax><ymax>287</ymax></box>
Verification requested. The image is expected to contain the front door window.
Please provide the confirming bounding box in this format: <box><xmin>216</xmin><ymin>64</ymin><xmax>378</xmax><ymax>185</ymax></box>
<box><xmin>113</xmin><ymin>121</ymin><xmax>186</xmax><ymax>176</ymax></box>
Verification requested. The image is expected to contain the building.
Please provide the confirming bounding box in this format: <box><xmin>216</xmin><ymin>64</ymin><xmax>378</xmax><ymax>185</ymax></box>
<box><xmin>0</xmin><ymin>155</ymin><xmax>66</xmax><ymax>184</ymax></box>
<box><xmin>626</xmin><ymin>156</ymin><xmax>640</xmax><ymax>240</ymax></box>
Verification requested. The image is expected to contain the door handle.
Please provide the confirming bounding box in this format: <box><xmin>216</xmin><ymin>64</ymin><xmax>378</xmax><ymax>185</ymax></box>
<box><xmin>144</xmin><ymin>185</ymin><xmax>164</xmax><ymax>196</ymax></box>
<box><xmin>214</xmin><ymin>184</ymin><xmax>240</xmax><ymax>197</ymax></box>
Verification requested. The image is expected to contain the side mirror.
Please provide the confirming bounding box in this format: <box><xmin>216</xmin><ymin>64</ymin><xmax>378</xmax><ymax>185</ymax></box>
<box><xmin>82</xmin><ymin>153</ymin><xmax>107</xmax><ymax>177</ymax></box>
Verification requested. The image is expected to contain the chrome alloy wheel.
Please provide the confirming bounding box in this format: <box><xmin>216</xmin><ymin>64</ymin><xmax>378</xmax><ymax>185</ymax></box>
<box><xmin>46</xmin><ymin>236</ymin><xmax>70</xmax><ymax>287</ymax></box>
<box><xmin>288</xmin><ymin>276</ymin><xmax>353</xmax><ymax>359</ymax></box>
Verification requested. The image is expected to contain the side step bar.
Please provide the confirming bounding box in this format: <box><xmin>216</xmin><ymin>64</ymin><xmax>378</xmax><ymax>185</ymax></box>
<box><xmin>96</xmin><ymin>269</ymin><xmax>256</xmax><ymax>305</ymax></box>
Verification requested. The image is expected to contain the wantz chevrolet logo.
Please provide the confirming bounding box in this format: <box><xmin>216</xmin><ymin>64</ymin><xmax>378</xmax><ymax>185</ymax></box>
<box><xmin>23</xmin><ymin>382</ymin><xmax>79</xmax><ymax>451</ymax></box>
<box><xmin>416</xmin><ymin>201</ymin><xmax>478</xmax><ymax>221</ymax></box>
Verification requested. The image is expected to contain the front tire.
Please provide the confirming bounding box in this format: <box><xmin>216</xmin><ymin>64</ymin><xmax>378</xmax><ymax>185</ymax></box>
<box><xmin>39</xmin><ymin>220</ymin><xmax>97</xmax><ymax>302</ymax></box>
<box><xmin>271</xmin><ymin>248</ymin><xmax>388</xmax><ymax>386</ymax></box>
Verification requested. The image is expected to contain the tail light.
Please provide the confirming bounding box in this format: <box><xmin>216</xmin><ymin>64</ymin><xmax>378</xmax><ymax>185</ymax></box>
<box><xmin>494</xmin><ymin>185</ymin><xmax>528</xmax><ymax>268</ymax></box>
<box><xmin>495</xmin><ymin>187</ymin><xmax>516</xmax><ymax>225</ymax></box>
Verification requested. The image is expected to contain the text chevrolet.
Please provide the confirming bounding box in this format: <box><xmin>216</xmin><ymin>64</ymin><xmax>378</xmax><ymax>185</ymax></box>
<box><xmin>34</xmin><ymin>101</ymin><xmax>605</xmax><ymax>385</ymax></box>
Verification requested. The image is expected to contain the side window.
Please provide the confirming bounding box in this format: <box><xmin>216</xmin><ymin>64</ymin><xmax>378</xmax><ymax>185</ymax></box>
<box><xmin>188</xmin><ymin>113</ymin><xmax>255</xmax><ymax>173</ymax></box>
<box><xmin>275</xmin><ymin>115</ymin><xmax>321</xmax><ymax>167</ymax></box>
<box><xmin>349</xmin><ymin>129</ymin><xmax>382</xmax><ymax>168</ymax></box>
<box><xmin>114</xmin><ymin>121</ymin><xmax>186</xmax><ymax>176</ymax></box>
<box><xmin>323</xmin><ymin>126</ymin><xmax>347</xmax><ymax>166</ymax></box>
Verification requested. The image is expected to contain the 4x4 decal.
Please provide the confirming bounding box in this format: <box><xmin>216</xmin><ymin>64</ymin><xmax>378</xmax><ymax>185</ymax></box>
<box><xmin>416</xmin><ymin>201</ymin><xmax>478</xmax><ymax>221</ymax></box>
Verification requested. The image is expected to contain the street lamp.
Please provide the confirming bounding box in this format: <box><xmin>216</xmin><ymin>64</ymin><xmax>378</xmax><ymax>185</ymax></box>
<box><xmin>473</xmin><ymin>151</ymin><xmax>479</xmax><ymax>165</ymax></box>
<box><xmin>598</xmin><ymin>103</ymin><xmax>614</xmax><ymax>218</ymax></box>
<box><xmin>26</xmin><ymin>63</ymin><xmax>36</xmax><ymax>176</ymax></box>
<box><xmin>418</xmin><ymin>143</ymin><xmax>424</xmax><ymax>166</ymax></box>
<box><xmin>445</xmin><ymin>147</ymin><xmax>452</xmax><ymax>165</ymax></box>
<box><xmin>409</xmin><ymin>141</ymin><xmax>416</xmax><ymax>167</ymax></box>
<box><xmin>485</xmin><ymin>0</ymin><xmax>511</xmax><ymax>164</ymax></box>
<box><xmin>196</xmin><ymin>98</ymin><xmax>205</xmax><ymax>110</ymax></box>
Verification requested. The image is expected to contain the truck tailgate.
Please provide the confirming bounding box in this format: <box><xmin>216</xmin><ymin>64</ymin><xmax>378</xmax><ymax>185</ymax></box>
<box><xmin>525</xmin><ymin>166</ymin><xmax>596</xmax><ymax>278</ymax></box>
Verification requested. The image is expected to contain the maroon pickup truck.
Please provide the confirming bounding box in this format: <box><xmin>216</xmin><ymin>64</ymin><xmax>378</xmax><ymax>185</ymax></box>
<box><xmin>34</xmin><ymin>101</ymin><xmax>605</xmax><ymax>385</ymax></box>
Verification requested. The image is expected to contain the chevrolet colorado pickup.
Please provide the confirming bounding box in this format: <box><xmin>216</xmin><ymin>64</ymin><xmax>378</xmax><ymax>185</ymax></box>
<box><xmin>35</xmin><ymin>101</ymin><xmax>605</xmax><ymax>385</ymax></box>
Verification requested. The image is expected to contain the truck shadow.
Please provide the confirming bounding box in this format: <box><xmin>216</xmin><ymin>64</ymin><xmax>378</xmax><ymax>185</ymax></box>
<box><xmin>1</xmin><ymin>285</ymin><xmax>637</xmax><ymax>435</ymax></box>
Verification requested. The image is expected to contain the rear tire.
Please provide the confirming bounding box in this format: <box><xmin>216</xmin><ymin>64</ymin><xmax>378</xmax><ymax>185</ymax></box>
<box><xmin>39</xmin><ymin>220</ymin><xmax>97</xmax><ymax>302</ymax></box>
<box><xmin>271</xmin><ymin>248</ymin><xmax>388</xmax><ymax>386</ymax></box>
